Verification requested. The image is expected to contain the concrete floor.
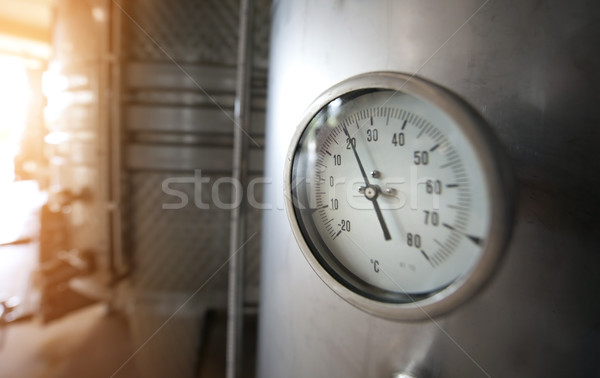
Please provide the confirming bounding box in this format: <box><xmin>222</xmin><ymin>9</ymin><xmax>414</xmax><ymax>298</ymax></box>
<box><xmin>0</xmin><ymin>180</ymin><xmax>140</xmax><ymax>378</ymax></box>
<box><xmin>0</xmin><ymin>304</ymin><xmax>141</xmax><ymax>378</ymax></box>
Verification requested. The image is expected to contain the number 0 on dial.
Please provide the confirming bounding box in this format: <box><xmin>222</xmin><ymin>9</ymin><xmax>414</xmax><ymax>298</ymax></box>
<box><xmin>284</xmin><ymin>72</ymin><xmax>514</xmax><ymax>320</ymax></box>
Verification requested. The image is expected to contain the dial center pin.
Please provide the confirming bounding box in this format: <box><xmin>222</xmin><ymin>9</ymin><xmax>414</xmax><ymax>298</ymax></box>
<box><xmin>359</xmin><ymin>185</ymin><xmax>382</xmax><ymax>200</ymax></box>
<box><xmin>364</xmin><ymin>186</ymin><xmax>378</xmax><ymax>200</ymax></box>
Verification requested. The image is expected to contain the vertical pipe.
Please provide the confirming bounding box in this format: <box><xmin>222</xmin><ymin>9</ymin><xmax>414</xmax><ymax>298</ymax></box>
<box><xmin>108</xmin><ymin>0</ymin><xmax>125</xmax><ymax>278</ymax></box>
<box><xmin>99</xmin><ymin>0</ymin><xmax>115</xmax><ymax>286</ymax></box>
<box><xmin>227</xmin><ymin>0</ymin><xmax>253</xmax><ymax>377</ymax></box>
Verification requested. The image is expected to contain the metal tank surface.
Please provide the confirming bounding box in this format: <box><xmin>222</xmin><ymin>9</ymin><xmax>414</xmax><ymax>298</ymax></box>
<box><xmin>257</xmin><ymin>1</ymin><xmax>600</xmax><ymax>377</ymax></box>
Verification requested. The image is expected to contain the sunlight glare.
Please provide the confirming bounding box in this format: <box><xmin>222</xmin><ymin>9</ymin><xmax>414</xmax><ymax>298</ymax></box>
<box><xmin>0</xmin><ymin>55</ymin><xmax>30</xmax><ymax>184</ymax></box>
<box><xmin>0</xmin><ymin>55</ymin><xmax>33</xmax><ymax>245</ymax></box>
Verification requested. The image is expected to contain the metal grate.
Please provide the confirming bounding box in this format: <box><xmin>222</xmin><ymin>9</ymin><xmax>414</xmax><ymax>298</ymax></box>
<box><xmin>252</xmin><ymin>0</ymin><xmax>271</xmax><ymax>69</ymax></box>
<box><xmin>124</xmin><ymin>0</ymin><xmax>240</xmax><ymax>64</ymax></box>
<box><xmin>130</xmin><ymin>171</ymin><xmax>230</xmax><ymax>292</ymax></box>
<box><xmin>128</xmin><ymin>171</ymin><xmax>263</xmax><ymax>292</ymax></box>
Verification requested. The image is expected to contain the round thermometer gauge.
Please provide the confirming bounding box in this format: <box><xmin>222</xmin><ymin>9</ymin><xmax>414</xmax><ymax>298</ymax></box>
<box><xmin>284</xmin><ymin>72</ymin><xmax>514</xmax><ymax>320</ymax></box>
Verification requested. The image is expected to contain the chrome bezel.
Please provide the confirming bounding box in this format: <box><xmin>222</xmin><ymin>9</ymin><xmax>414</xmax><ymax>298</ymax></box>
<box><xmin>284</xmin><ymin>72</ymin><xmax>514</xmax><ymax>320</ymax></box>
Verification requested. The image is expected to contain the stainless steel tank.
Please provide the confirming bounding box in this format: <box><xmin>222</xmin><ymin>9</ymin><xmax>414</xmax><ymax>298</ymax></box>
<box><xmin>257</xmin><ymin>1</ymin><xmax>600</xmax><ymax>377</ymax></box>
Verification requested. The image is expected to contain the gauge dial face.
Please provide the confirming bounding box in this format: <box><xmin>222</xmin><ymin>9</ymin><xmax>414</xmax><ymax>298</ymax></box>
<box><xmin>285</xmin><ymin>73</ymin><xmax>513</xmax><ymax>319</ymax></box>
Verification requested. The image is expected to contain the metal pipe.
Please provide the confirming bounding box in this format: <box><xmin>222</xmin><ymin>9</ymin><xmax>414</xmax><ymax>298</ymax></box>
<box><xmin>108</xmin><ymin>0</ymin><xmax>126</xmax><ymax>279</ymax></box>
<box><xmin>226</xmin><ymin>0</ymin><xmax>253</xmax><ymax>377</ymax></box>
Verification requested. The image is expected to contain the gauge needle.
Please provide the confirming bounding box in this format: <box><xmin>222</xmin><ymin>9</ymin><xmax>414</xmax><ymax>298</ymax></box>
<box><xmin>342</xmin><ymin>125</ymin><xmax>392</xmax><ymax>241</ymax></box>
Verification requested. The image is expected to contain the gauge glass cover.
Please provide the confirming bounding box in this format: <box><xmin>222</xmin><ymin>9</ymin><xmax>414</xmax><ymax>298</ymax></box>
<box><xmin>285</xmin><ymin>72</ymin><xmax>513</xmax><ymax>319</ymax></box>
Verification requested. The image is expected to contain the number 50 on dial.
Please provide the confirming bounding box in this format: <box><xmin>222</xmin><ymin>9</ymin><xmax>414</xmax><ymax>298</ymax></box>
<box><xmin>284</xmin><ymin>72</ymin><xmax>515</xmax><ymax>320</ymax></box>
